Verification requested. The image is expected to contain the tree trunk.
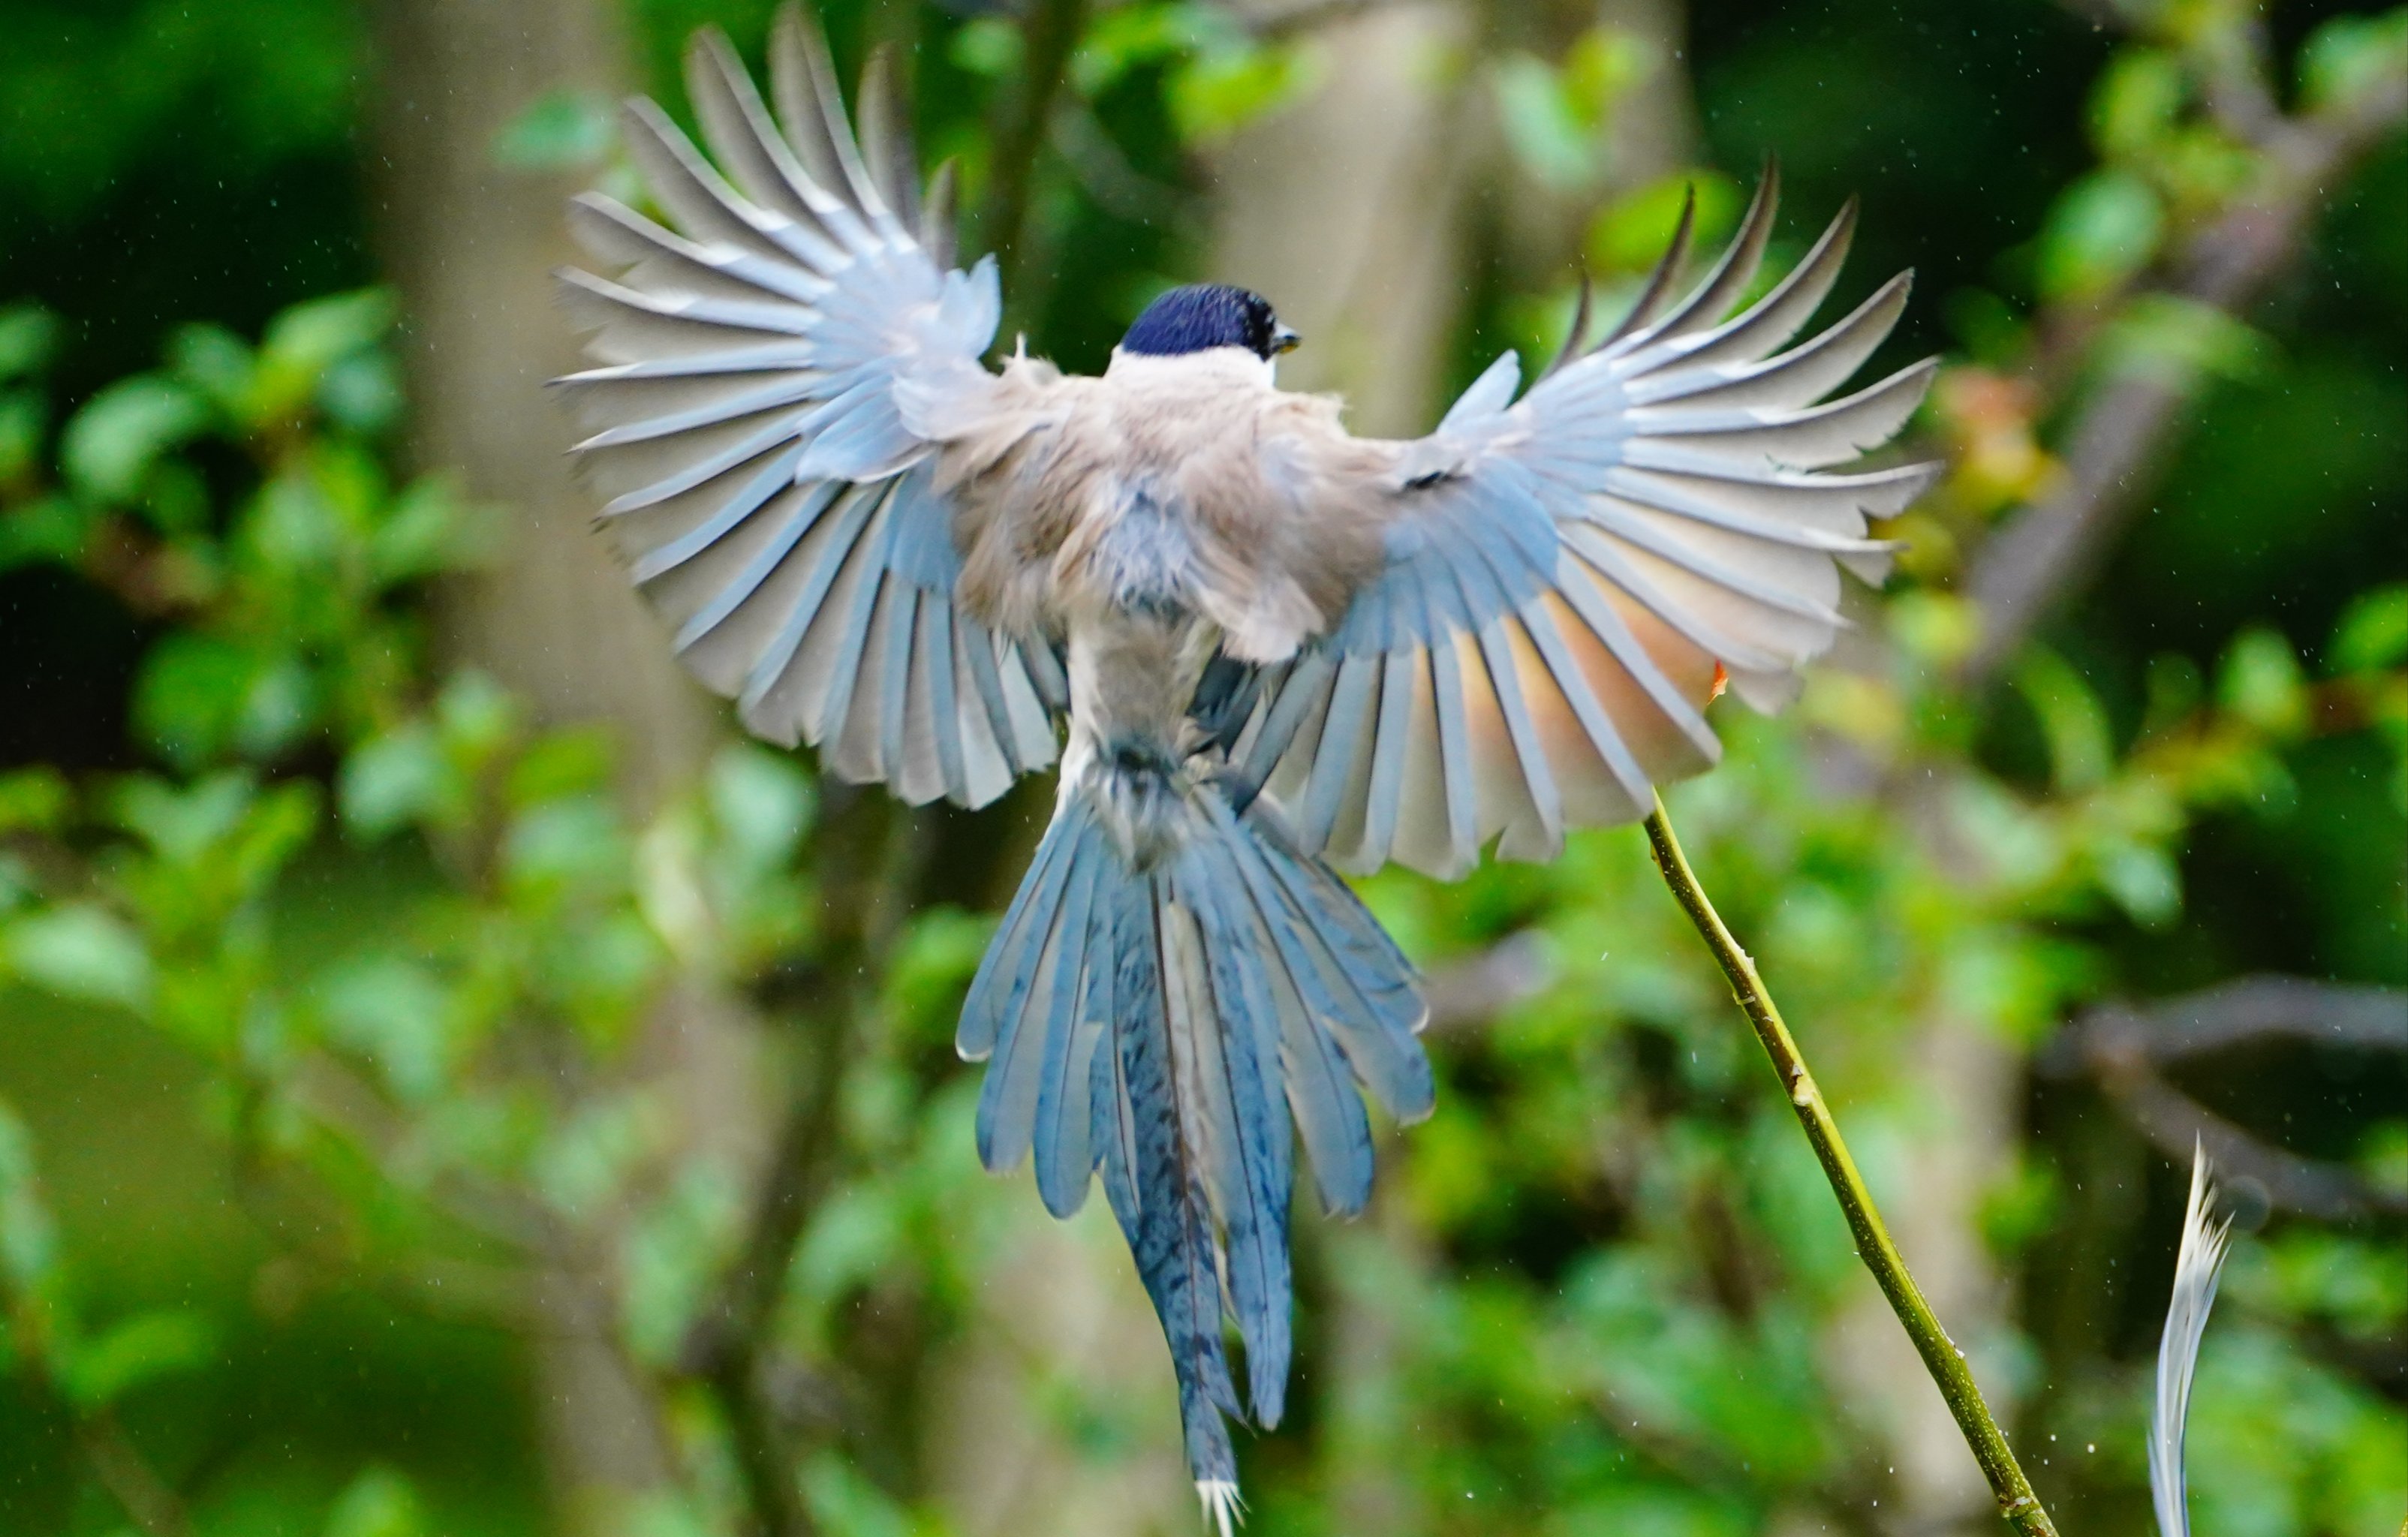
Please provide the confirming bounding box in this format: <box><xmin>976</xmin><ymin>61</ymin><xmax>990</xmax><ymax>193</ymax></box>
<box><xmin>1206</xmin><ymin>2</ymin><xmax>1481</xmax><ymax>438</ymax></box>
<box><xmin>366</xmin><ymin>3</ymin><xmax>766</xmax><ymax>1529</ymax></box>
<box><xmin>368</xmin><ymin>0</ymin><xmax>719</xmax><ymax>810</ymax></box>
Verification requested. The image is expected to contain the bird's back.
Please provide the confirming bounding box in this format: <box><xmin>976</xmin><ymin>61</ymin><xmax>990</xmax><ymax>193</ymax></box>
<box><xmin>935</xmin><ymin>348</ymin><xmax>1392</xmax><ymax>688</ymax></box>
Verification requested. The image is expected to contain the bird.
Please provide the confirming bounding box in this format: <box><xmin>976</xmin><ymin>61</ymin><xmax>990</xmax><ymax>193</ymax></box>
<box><xmin>552</xmin><ymin>5</ymin><xmax>1936</xmax><ymax>1514</ymax></box>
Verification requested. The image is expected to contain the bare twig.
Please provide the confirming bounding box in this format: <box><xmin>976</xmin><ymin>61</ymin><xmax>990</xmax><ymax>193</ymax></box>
<box><xmin>2193</xmin><ymin>14</ymin><xmax>2284</xmax><ymax>149</ymax></box>
<box><xmin>2041</xmin><ymin>979</ymin><xmax>2408</xmax><ymax>1222</ymax></box>
<box><xmin>1961</xmin><ymin>72</ymin><xmax>2408</xmax><ymax>686</ymax></box>
<box><xmin>1642</xmin><ymin>794</ymin><xmax>2059</xmax><ymax>1537</ymax></box>
<box><xmin>3</xmin><ymin>1289</ymin><xmax>190</xmax><ymax>1535</ymax></box>
<box><xmin>2050</xmin><ymin>976</ymin><xmax>2408</xmax><ymax>1063</ymax></box>
<box><xmin>77</xmin><ymin>1410</ymin><xmax>190</xmax><ymax>1537</ymax></box>
<box><xmin>2111</xmin><ymin>1069</ymin><xmax>2402</xmax><ymax>1223</ymax></box>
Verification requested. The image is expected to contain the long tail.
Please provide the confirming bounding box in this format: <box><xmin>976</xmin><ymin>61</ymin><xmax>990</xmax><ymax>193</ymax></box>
<box><xmin>957</xmin><ymin>769</ymin><xmax>1431</xmax><ymax>1494</ymax></box>
<box><xmin>2151</xmin><ymin>1140</ymin><xmax>2232</xmax><ymax>1537</ymax></box>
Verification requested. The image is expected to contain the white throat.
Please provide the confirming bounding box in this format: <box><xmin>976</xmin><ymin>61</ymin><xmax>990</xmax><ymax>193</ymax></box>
<box><xmin>1107</xmin><ymin>345</ymin><xmax>1278</xmax><ymax>388</ymax></box>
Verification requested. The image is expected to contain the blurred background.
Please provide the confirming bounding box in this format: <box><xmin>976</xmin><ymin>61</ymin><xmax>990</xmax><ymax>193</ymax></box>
<box><xmin>0</xmin><ymin>0</ymin><xmax>2402</xmax><ymax>1533</ymax></box>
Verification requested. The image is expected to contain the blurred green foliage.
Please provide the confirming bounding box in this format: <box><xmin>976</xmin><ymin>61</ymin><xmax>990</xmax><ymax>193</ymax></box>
<box><xmin>1</xmin><ymin>0</ymin><xmax>2403</xmax><ymax>1533</ymax></box>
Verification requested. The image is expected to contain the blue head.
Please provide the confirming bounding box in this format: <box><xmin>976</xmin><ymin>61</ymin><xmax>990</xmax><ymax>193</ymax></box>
<box><xmin>1118</xmin><ymin>284</ymin><xmax>1300</xmax><ymax>361</ymax></box>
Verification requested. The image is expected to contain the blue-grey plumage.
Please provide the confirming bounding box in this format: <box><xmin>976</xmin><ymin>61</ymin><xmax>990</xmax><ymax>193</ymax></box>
<box><xmin>554</xmin><ymin>4</ymin><xmax>1938</xmax><ymax>1502</ymax></box>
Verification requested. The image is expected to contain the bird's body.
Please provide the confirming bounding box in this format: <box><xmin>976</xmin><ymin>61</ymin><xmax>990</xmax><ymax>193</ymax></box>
<box><xmin>932</xmin><ymin>347</ymin><xmax>1389</xmax><ymax>859</ymax></box>
<box><xmin>555</xmin><ymin>5</ymin><xmax>1937</xmax><ymax>1505</ymax></box>
<box><xmin>937</xmin><ymin>348</ymin><xmax>1386</xmax><ymax>672</ymax></box>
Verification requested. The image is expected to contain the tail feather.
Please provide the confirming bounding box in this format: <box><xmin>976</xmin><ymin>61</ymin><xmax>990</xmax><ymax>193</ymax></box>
<box><xmin>968</xmin><ymin>812</ymin><xmax>1102</xmax><ymax>1172</ymax></box>
<box><xmin>1191</xmin><ymin>824</ymin><xmax>1375</xmax><ymax>1217</ymax></box>
<box><xmin>1031</xmin><ymin>892</ymin><xmax>1112</xmax><ymax>1218</ymax></box>
<box><xmin>963</xmin><ymin>774</ymin><xmax>1430</xmax><ymax>1489</ymax></box>
<box><xmin>1175</xmin><ymin>856</ymin><xmax>1296</xmax><ymax>1424</ymax></box>
<box><xmin>2151</xmin><ymin>1141</ymin><xmax>2232</xmax><ymax>1537</ymax></box>
<box><xmin>958</xmin><ymin>805</ymin><xmax>1079</xmax><ymax>1061</ymax></box>
<box><xmin>1206</xmin><ymin>793</ymin><xmax>1433</xmax><ymax>1121</ymax></box>
<box><xmin>1100</xmin><ymin>869</ymin><xmax>1245</xmax><ymax>1480</ymax></box>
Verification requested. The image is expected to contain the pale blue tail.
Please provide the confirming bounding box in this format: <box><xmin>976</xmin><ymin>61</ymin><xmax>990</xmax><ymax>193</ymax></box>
<box><xmin>957</xmin><ymin>775</ymin><xmax>1431</xmax><ymax>1487</ymax></box>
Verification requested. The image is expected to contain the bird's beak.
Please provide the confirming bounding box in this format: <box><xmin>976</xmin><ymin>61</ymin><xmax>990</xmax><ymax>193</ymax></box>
<box><xmin>1271</xmin><ymin>323</ymin><xmax>1301</xmax><ymax>355</ymax></box>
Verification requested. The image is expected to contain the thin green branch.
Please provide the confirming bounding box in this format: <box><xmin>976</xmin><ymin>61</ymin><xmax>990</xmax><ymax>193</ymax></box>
<box><xmin>1641</xmin><ymin>793</ymin><xmax>2058</xmax><ymax>1537</ymax></box>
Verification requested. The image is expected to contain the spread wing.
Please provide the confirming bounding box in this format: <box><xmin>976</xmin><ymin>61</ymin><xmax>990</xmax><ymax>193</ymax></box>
<box><xmin>1229</xmin><ymin>173</ymin><xmax>1937</xmax><ymax>877</ymax></box>
<box><xmin>555</xmin><ymin>9</ymin><xmax>1062</xmax><ymax>809</ymax></box>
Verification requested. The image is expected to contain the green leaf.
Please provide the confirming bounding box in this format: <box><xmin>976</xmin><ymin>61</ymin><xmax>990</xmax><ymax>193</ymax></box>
<box><xmin>0</xmin><ymin>306</ymin><xmax>60</xmax><ymax>383</ymax></box>
<box><xmin>2088</xmin><ymin>47</ymin><xmax>2185</xmax><ymax>161</ymax></box>
<box><xmin>2094</xmin><ymin>837</ymin><xmax>2182</xmax><ymax>926</ymax></box>
<box><xmin>60</xmin><ymin>376</ymin><xmax>209</xmax><ymax>504</ymax></box>
<box><xmin>1977</xmin><ymin>1157</ymin><xmax>2061</xmax><ymax>1256</ymax></box>
<box><xmin>167</xmin><ymin>322</ymin><xmax>258</xmax><ymax>418</ymax></box>
<box><xmin>112</xmin><ymin>771</ymin><xmax>259</xmax><ymax>864</ymax></box>
<box><xmin>950</xmin><ymin>18</ymin><xmax>1024</xmax><ymax>80</ymax></box>
<box><xmin>131</xmin><ymin>633</ymin><xmax>259</xmax><ymax>769</ymax></box>
<box><xmin>4</xmin><ymin>904</ymin><xmax>153</xmax><ymax>1014</ymax></box>
<box><xmin>1495</xmin><ymin>53</ymin><xmax>1600</xmax><ymax>189</ymax></box>
<box><xmin>340</xmin><ymin>722</ymin><xmax>453</xmax><ymax>840</ymax></box>
<box><xmin>1168</xmin><ymin>39</ymin><xmax>1319</xmax><ymax>144</ymax></box>
<box><xmin>1072</xmin><ymin>3</ymin><xmax>1204</xmax><ymax>97</ymax></box>
<box><xmin>2036</xmin><ymin>170</ymin><xmax>2163</xmax><ymax>301</ymax></box>
<box><xmin>0</xmin><ymin>1101</ymin><xmax>62</xmax><ymax>1298</ymax></box>
<box><xmin>2012</xmin><ymin>648</ymin><xmax>2114</xmax><ymax>793</ymax></box>
<box><xmin>802</xmin><ymin>1450</ymin><xmax>917</xmax><ymax>1537</ymax></box>
<box><xmin>1943</xmin><ymin>287</ymin><xmax>2030</xmax><ymax>366</ymax></box>
<box><xmin>2327</xmin><ymin>584</ymin><xmax>2408</xmax><ymax>674</ymax></box>
<box><xmin>62</xmin><ymin>1310</ymin><xmax>215</xmax><ymax>1409</ymax></box>
<box><xmin>706</xmin><ymin>744</ymin><xmax>814</xmax><ymax>864</ymax></box>
<box><xmin>369</xmin><ymin>473</ymin><xmax>478</xmax><ymax>584</ymax></box>
<box><xmin>2218</xmin><ymin>626</ymin><xmax>2307</xmax><ymax>738</ymax></box>
<box><xmin>318</xmin><ymin>349</ymin><xmax>404</xmax><ymax>436</ymax></box>
<box><xmin>254</xmin><ymin>290</ymin><xmax>396</xmax><ymax>425</ymax></box>
<box><xmin>1558</xmin><ymin>25</ymin><xmax>1654</xmax><ymax>123</ymax></box>
<box><xmin>0</xmin><ymin>768</ymin><xmax>69</xmax><ymax>835</ymax></box>
<box><xmin>320</xmin><ymin>955</ymin><xmax>456</xmax><ymax>1102</ymax></box>
<box><xmin>503</xmin><ymin>797</ymin><xmax>630</xmax><ymax>902</ymax></box>
<box><xmin>324</xmin><ymin>1466</ymin><xmax>428</xmax><ymax>1537</ymax></box>
<box><xmin>620</xmin><ymin>1163</ymin><xmax>742</xmax><ymax>1365</ymax></box>
<box><xmin>2099</xmin><ymin>293</ymin><xmax>2266</xmax><ymax>388</ymax></box>
<box><xmin>491</xmin><ymin>89</ymin><xmax>616</xmax><ymax>172</ymax></box>
<box><xmin>0</xmin><ymin>493</ymin><xmax>92</xmax><ymax>574</ymax></box>
<box><xmin>507</xmin><ymin>728</ymin><xmax>616</xmax><ymax>809</ymax></box>
<box><xmin>2298</xmin><ymin>13</ymin><xmax>2408</xmax><ymax>113</ymax></box>
<box><xmin>434</xmin><ymin>671</ymin><xmax>522</xmax><ymax>768</ymax></box>
<box><xmin>263</xmin><ymin>290</ymin><xmax>396</xmax><ymax>377</ymax></box>
<box><xmin>0</xmin><ymin>388</ymin><xmax>47</xmax><ymax>486</ymax></box>
<box><xmin>880</xmin><ymin>908</ymin><xmax>992</xmax><ymax>1048</ymax></box>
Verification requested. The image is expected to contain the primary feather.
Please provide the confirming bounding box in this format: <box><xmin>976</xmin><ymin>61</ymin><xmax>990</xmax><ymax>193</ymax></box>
<box><xmin>556</xmin><ymin>5</ymin><xmax>1935</xmax><ymax>1499</ymax></box>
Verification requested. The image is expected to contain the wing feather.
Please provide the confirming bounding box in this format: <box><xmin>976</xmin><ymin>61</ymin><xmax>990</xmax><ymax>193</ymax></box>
<box><xmin>1238</xmin><ymin>173</ymin><xmax>1934</xmax><ymax>876</ymax></box>
<box><xmin>560</xmin><ymin>9</ymin><xmax>1058</xmax><ymax>806</ymax></box>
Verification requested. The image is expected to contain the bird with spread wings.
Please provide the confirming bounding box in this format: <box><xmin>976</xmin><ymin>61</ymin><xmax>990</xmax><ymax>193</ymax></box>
<box><xmin>554</xmin><ymin>7</ymin><xmax>1935</xmax><ymax>1515</ymax></box>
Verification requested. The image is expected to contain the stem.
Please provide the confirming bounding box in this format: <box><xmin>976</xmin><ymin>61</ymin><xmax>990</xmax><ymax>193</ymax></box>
<box><xmin>1640</xmin><ymin>793</ymin><xmax>2058</xmax><ymax>1537</ymax></box>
